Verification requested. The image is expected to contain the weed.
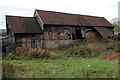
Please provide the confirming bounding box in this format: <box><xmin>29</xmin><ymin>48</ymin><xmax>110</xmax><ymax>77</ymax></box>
<box><xmin>3</xmin><ymin>49</ymin><xmax>57</xmax><ymax>60</ymax></box>
<box><xmin>2</xmin><ymin>62</ymin><xmax>26</xmax><ymax>78</ymax></box>
<box><xmin>65</xmin><ymin>41</ymin><xmax>119</xmax><ymax>58</ymax></box>
<box><xmin>3</xmin><ymin>53</ymin><xmax>16</xmax><ymax>60</ymax></box>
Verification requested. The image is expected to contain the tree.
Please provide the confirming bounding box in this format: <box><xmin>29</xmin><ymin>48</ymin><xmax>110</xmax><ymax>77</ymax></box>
<box><xmin>111</xmin><ymin>18</ymin><xmax>120</xmax><ymax>32</ymax></box>
<box><xmin>0</xmin><ymin>32</ymin><xmax>7</xmax><ymax>36</ymax></box>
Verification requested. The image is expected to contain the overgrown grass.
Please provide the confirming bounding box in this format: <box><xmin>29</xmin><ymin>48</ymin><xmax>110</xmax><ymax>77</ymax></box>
<box><xmin>2</xmin><ymin>58</ymin><xmax>118</xmax><ymax>78</ymax></box>
<box><xmin>2</xmin><ymin>62</ymin><xmax>26</xmax><ymax>78</ymax></box>
<box><xmin>65</xmin><ymin>41</ymin><xmax>119</xmax><ymax>58</ymax></box>
<box><xmin>3</xmin><ymin>41</ymin><xmax>119</xmax><ymax>60</ymax></box>
<box><xmin>3</xmin><ymin>49</ymin><xmax>57</xmax><ymax>60</ymax></box>
<box><xmin>2</xmin><ymin>41</ymin><xmax>119</xmax><ymax>78</ymax></box>
<box><xmin>55</xmin><ymin>41</ymin><xmax>119</xmax><ymax>59</ymax></box>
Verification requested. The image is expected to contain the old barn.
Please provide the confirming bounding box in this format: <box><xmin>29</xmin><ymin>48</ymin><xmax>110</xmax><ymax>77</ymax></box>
<box><xmin>5</xmin><ymin>9</ymin><xmax>114</xmax><ymax>52</ymax></box>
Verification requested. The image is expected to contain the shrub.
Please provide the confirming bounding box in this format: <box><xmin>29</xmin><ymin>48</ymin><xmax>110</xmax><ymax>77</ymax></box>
<box><xmin>28</xmin><ymin>49</ymin><xmax>57</xmax><ymax>59</ymax></box>
<box><xmin>66</xmin><ymin>45</ymin><xmax>93</xmax><ymax>58</ymax></box>
<box><xmin>57</xmin><ymin>42</ymin><xmax>81</xmax><ymax>50</ymax></box>
<box><xmin>3</xmin><ymin>49</ymin><xmax>56</xmax><ymax>60</ymax></box>
<box><xmin>3</xmin><ymin>49</ymin><xmax>57</xmax><ymax>60</ymax></box>
<box><xmin>112</xmin><ymin>34</ymin><xmax>120</xmax><ymax>41</ymax></box>
<box><xmin>3</xmin><ymin>41</ymin><xmax>119</xmax><ymax>60</ymax></box>
<box><xmin>28</xmin><ymin>49</ymin><xmax>40</xmax><ymax>59</ymax></box>
<box><xmin>66</xmin><ymin>41</ymin><xmax>119</xmax><ymax>58</ymax></box>
<box><xmin>3</xmin><ymin>53</ymin><xmax>16</xmax><ymax>60</ymax></box>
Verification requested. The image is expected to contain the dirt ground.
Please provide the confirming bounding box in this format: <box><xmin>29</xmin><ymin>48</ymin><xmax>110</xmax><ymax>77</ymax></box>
<box><xmin>102</xmin><ymin>53</ymin><xmax>120</xmax><ymax>61</ymax></box>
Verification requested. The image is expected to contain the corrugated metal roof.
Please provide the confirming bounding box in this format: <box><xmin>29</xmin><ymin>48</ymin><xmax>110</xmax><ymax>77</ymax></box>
<box><xmin>94</xmin><ymin>27</ymin><xmax>114</xmax><ymax>38</ymax></box>
<box><xmin>36</xmin><ymin>10</ymin><xmax>113</xmax><ymax>27</ymax></box>
<box><xmin>6</xmin><ymin>16</ymin><xmax>42</xmax><ymax>33</ymax></box>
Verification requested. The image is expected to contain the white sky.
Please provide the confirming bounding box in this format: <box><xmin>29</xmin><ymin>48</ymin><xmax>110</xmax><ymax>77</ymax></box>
<box><xmin>0</xmin><ymin>0</ymin><xmax>119</xmax><ymax>29</ymax></box>
<box><xmin>118</xmin><ymin>1</ymin><xmax>120</xmax><ymax>28</ymax></box>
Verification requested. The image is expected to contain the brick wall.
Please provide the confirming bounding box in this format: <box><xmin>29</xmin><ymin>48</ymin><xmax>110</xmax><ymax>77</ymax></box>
<box><xmin>16</xmin><ymin>47</ymin><xmax>29</xmax><ymax>53</ymax></box>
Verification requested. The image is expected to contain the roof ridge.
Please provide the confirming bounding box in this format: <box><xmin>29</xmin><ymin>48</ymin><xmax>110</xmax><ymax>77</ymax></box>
<box><xmin>6</xmin><ymin>15</ymin><xmax>35</xmax><ymax>18</ymax></box>
<box><xmin>35</xmin><ymin>9</ymin><xmax>113</xmax><ymax>27</ymax></box>
<box><xmin>35</xmin><ymin>9</ymin><xmax>103</xmax><ymax>18</ymax></box>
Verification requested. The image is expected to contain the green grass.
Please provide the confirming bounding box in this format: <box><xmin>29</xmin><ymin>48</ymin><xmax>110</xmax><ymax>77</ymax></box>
<box><xmin>3</xmin><ymin>58</ymin><xmax>118</xmax><ymax>78</ymax></box>
<box><xmin>2</xmin><ymin>41</ymin><xmax>119</xmax><ymax>78</ymax></box>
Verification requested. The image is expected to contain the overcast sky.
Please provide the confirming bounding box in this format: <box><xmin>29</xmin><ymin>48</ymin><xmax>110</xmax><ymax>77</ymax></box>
<box><xmin>0</xmin><ymin>0</ymin><xmax>119</xmax><ymax>29</ymax></box>
<box><xmin>118</xmin><ymin>1</ymin><xmax>120</xmax><ymax>21</ymax></box>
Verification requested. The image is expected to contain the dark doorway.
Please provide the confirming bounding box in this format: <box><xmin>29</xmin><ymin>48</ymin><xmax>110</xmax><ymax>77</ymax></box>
<box><xmin>72</xmin><ymin>33</ymin><xmax>75</xmax><ymax>40</ymax></box>
<box><xmin>75</xmin><ymin>27</ymin><xmax>83</xmax><ymax>39</ymax></box>
<box><xmin>31</xmin><ymin>40</ymin><xmax>40</xmax><ymax>48</ymax></box>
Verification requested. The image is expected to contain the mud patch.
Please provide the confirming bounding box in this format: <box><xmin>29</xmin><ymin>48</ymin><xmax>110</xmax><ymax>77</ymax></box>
<box><xmin>102</xmin><ymin>53</ymin><xmax>120</xmax><ymax>61</ymax></box>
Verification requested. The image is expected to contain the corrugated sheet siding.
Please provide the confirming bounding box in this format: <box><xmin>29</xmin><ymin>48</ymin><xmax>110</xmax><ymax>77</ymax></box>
<box><xmin>94</xmin><ymin>27</ymin><xmax>114</xmax><ymax>38</ymax></box>
<box><xmin>6</xmin><ymin>16</ymin><xmax>42</xmax><ymax>33</ymax></box>
<box><xmin>36</xmin><ymin>10</ymin><xmax>113</xmax><ymax>27</ymax></box>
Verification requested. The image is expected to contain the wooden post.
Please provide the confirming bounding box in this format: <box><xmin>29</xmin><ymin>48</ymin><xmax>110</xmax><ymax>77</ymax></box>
<box><xmin>40</xmin><ymin>40</ymin><xmax>43</xmax><ymax>50</ymax></box>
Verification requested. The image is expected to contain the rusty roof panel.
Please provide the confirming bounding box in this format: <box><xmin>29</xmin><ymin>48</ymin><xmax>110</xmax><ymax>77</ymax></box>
<box><xmin>37</xmin><ymin>11</ymin><xmax>80</xmax><ymax>26</ymax></box>
<box><xmin>6</xmin><ymin>16</ymin><xmax>42</xmax><ymax>33</ymax></box>
<box><xmin>94</xmin><ymin>27</ymin><xmax>108</xmax><ymax>38</ymax></box>
<box><xmin>94</xmin><ymin>17</ymin><xmax>103</xmax><ymax>26</ymax></box>
<box><xmin>76</xmin><ymin>15</ymin><xmax>90</xmax><ymax>26</ymax></box>
<box><xmin>36</xmin><ymin>10</ymin><xmax>113</xmax><ymax>27</ymax></box>
<box><xmin>98</xmin><ymin>17</ymin><xmax>113</xmax><ymax>27</ymax></box>
<box><xmin>94</xmin><ymin>27</ymin><xmax>114</xmax><ymax>38</ymax></box>
<box><xmin>102</xmin><ymin>18</ymin><xmax>113</xmax><ymax>26</ymax></box>
<box><xmin>37</xmin><ymin>10</ymin><xmax>81</xmax><ymax>26</ymax></box>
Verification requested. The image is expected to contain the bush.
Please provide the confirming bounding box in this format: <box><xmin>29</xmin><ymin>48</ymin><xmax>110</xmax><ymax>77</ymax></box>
<box><xmin>28</xmin><ymin>49</ymin><xmax>57</xmax><ymax>59</ymax></box>
<box><xmin>66</xmin><ymin>41</ymin><xmax>119</xmax><ymax>58</ymax></box>
<box><xmin>3</xmin><ymin>41</ymin><xmax>119</xmax><ymax>60</ymax></box>
<box><xmin>3</xmin><ymin>53</ymin><xmax>16</xmax><ymax>60</ymax></box>
<box><xmin>66</xmin><ymin>45</ymin><xmax>93</xmax><ymax>58</ymax></box>
<box><xmin>3</xmin><ymin>49</ymin><xmax>57</xmax><ymax>60</ymax></box>
<box><xmin>57</xmin><ymin>42</ymin><xmax>81</xmax><ymax>50</ymax></box>
<box><xmin>112</xmin><ymin>34</ymin><xmax>120</xmax><ymax>41</ymax></box>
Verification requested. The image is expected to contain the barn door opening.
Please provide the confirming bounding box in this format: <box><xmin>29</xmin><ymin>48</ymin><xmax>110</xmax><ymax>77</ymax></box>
<box><xmin>31</xmin><ymin>39</ymin><xmax>40</xmax><ymax>48</ymax></box>
<box><xmin>75</xmin><ymin>27</ymin><xmax>83</xmax><ymax>39</ymax></box>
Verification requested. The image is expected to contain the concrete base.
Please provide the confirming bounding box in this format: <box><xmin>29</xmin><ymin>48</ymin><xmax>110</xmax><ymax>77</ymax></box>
<box><xmin>43</xmin><ymin>40</ymin><xmax>73</xmax><ymax>49</ymax></box>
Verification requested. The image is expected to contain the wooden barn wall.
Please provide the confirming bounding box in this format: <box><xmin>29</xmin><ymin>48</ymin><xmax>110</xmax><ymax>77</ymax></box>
<box><xmin>15</xmin><ymin>33</ymin><xmax>43</xmax><ymax>52</ymax></box>
<box><xmin>2</xmin><ymin>36</ymin><xmax>15</xmax><ymax>53</ymax></box>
